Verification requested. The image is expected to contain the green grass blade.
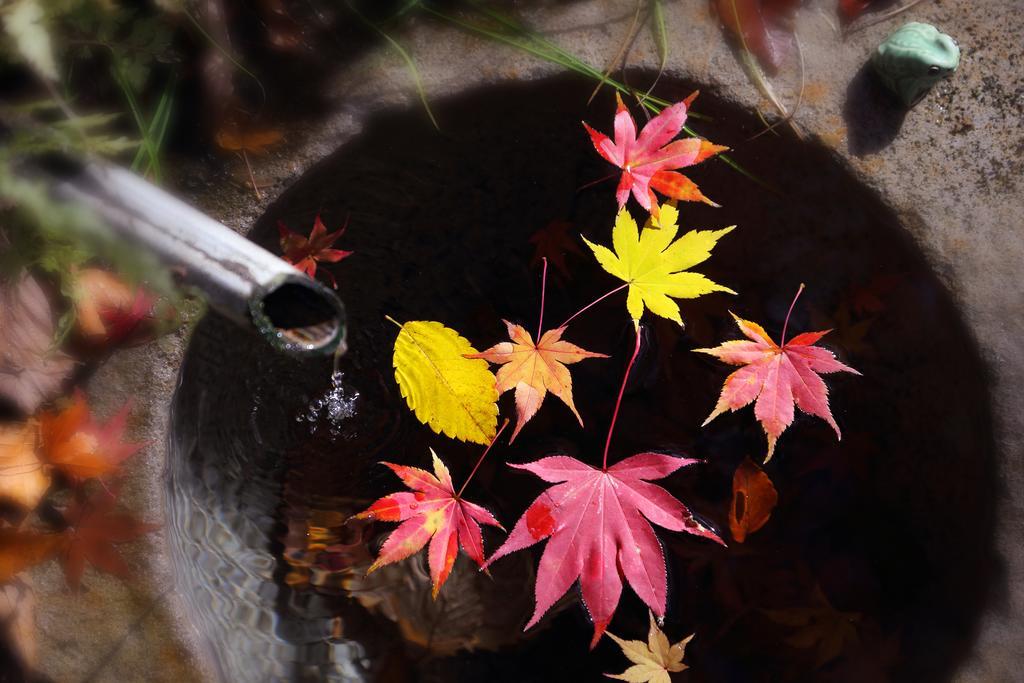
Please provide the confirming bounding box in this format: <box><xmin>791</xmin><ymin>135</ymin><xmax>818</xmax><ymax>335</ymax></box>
<box><xmin>131</xmin><ymin>81</ymin><xmax>174</xmax><ymax>176</ymax></box>
<box><xmin>112</xmin><ymin>62</ymin><xmax>162</xmax><ymax>182</ymax></box>
<box><xmin>636</xmin><ymin>0</ymin><xmax>669</xmax><ymax>108</ymax></box>
<box><xmin>151</xmin><ymin>84</ymin><xmax>175</xmax><ymax>153</ymax></box>
<box><xmin>424</xmin><ymin>3</ymin><xmax>768</xmax><ymax>188</ymax></box>
<box><xmin>652</xmin><ymin>0</ymin><xmax>668</xmax><ymax>72</ymax></box>
<box><xmin>387</xmin><ymin>0</ymin><xmax>424</xmax><ymax>21</ymax></box>
<box><xmin>348</xmin><ymin>1</ymin><xmax>439</xmax><ymax>130</ymax></box>
<box><xmin>183</xmin><ymin>9</ymin><xmax>267</xmax><ymax>103</ymax></box>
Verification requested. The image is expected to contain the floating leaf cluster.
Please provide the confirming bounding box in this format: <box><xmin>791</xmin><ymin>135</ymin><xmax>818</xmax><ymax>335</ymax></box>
<box><xmin>342</xmin><ymin>93</ymin><xmax>861</xmax><ymax>659</ymax></box>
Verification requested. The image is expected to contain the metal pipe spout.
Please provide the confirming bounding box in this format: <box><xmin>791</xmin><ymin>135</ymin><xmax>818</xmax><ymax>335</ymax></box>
<box><xmin>39</xmin><ymin>159</ymin><xmax>346</xmax><ymax>357</ymax></box>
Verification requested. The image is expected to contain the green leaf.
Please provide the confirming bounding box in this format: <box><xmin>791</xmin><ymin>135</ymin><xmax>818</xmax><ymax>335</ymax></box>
<box><xmin>347</xmin><ymin>0</ymin><xmax>439</xmax><ymax>130</ymax></box>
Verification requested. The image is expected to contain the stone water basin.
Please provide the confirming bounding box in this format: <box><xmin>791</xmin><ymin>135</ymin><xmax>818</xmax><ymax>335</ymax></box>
<box><xmin>167</xmin><ymin>76</ymin><xmax>999</xmax><ymax>682</ymax></box>
<box><xmin>37</xmin><ymin>2</ymin><xmax>1023</xmax><ymax>681</ymax></box>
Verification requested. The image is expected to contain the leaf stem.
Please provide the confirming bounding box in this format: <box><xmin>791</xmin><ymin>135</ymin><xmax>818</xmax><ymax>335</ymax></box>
<box><xmin>537</xmin><ymin>257</ymin><xmax>548</xmax><ymax>339</ymax></box>
<box><xmin>457</xmin><ymin>419</ymin><xmax>509</xmax><ymax>498</ymax></box>
<box><xmin>576</xmin><ymin>172</ymin><xmax>617</xmax><ymax>193</ymax></box>
<box><xmin>240</xmin><ymin>149</ymin><xmax>261</xmax><ymax>200</ymax></box>
<box><xmin>780</xmin><ymin>283</ymin><xmax>805</xmax><ymax>347</ymax></box>
<box><xmin>558</xmin><ymin>283</ymin><xmax>629</xmax><ymax>330</ymax></box>
<box><xmin>603</xmin><ymin>321</ymin><xmax>642</xmax><ymax>471</ymax></box>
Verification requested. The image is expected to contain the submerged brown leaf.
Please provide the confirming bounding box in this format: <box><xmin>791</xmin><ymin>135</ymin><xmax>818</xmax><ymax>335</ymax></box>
<box><xmin>346</xmin><ymin>545</ymin><xmax>536</xmax><ymax>656</ymax></box>
<box><xmin>763</xmin><ymin>586</ymin><xmax>862</xmax><ymax>667</ymax></box>
<box><xmin>529</xmin><ymin>220</ymin><xmax>583</xmax><ymax>280</ymax></box>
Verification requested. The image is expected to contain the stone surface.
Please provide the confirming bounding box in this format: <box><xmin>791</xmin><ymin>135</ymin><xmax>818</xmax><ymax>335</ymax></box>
<box><xmin>31</xmin><ymin>0</ymin><xmax>1023</xmax><ymax>681</ymax></box>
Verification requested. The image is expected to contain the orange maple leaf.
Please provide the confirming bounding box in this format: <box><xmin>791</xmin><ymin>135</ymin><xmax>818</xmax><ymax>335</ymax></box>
<box><xmin>60</xmin><ymin>489</ymin><xmax>158</xmax><ymax>590</ymax></box>
<box><xmin>355</xmin><ymin>449</ymin><xmax>503</xmax><ymax>597</ymax></box>
<box><xmin>466</xmin><ymin>321</ymin><xmax>607</xmax><ymax>441</ymax></box>
<box><xmin>277</xmin><ymin>214</ymin><xmax>353</xmax><ymax>288</ymax></box>
<box><xmin>38</xmin><ymin>391</ymin><xmax>143</xmax><ymax>481</ymax></box>
<box><xmin>215</xmin><ymin>126</ymin><xmax>283</xmax><ymax>154</ymax></box>
<box><xmin>729</xmin><ymin>456</ymin><xmax>778</xmax><ymax>543</ymax></box>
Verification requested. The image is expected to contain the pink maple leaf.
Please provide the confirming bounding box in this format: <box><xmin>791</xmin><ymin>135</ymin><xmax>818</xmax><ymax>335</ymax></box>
<box><xmin>582</xmin><ymin>93</ymin><xmax>728</xmax><ymax>216</ymax></box>
<box><xmin>695</xmin><ymin>285</ymin><xmax>861</xmax><ymax>461</ymax></box>
<box><xmin>484</xmin><ymin>453</ymin><xmax>722</xmax><ymax>647</ymax></box>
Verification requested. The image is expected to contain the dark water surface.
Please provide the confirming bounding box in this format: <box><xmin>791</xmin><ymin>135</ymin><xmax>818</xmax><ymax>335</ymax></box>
<box><xmin>170</xmin><ymin>75</ymin><xmax>997</xmax><ymax>682</ymax></box>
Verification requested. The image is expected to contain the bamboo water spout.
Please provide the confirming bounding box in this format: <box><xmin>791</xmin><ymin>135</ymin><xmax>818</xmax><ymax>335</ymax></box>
<box><xmin>42</xmin><ymin>159</ymin><xmax>346</xmax><ymax>357</ymax></box>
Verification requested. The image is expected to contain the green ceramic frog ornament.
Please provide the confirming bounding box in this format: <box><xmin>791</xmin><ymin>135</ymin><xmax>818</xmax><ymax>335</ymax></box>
<box><xmin>871</xmin><ymin>22</ymin><xmax>960</xmax><ymax>107</ymax></box>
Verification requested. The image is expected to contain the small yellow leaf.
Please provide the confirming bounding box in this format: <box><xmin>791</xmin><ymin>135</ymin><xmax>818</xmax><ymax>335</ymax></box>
<box><xmin>584</xmin><ymin>202</ymin><xmax>735</xmax><ymax>325</ymax></box>
<box><xmin>606</xmin><ymin>612</ymin><xmax>694</xmax><ymax>683</ymax></box>
<box><xmin>392</xmin><ymin>320</ymin><xmax>498</xmax><ymax>445</ymax></box>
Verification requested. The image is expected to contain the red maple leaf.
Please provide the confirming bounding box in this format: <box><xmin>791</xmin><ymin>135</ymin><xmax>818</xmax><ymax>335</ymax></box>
<box><xmin>484</xmin><ymin>453</ymin><xmax>721</xmax><ymax>647</ymax></box>
<box><xmin>696</xmin><ymin>286</ymin><xmax>860</xmax><ymax>461</ymax></box>
<box><xmin>582</xmin><ymin>93</ymin><xmax>727</xmax><ymax>216</ymax></box>
<box><xmin>846</xmin><ymin>273</ymin><xmax>903</xmax><ymax>316</ymax></box>
<box><xmin>277</xmin><ymin>214</ymin><xmax>353</xmax><ymax>288</ymax></box>
<box><xmin>529</xmin><ymin>220</ymin><xmax>583</xmax><ymax>279</ymax></box>
<box><xmin>74</xmin><ymin>268</ymin><xmax>161</xmax><ymax>349</ymax></box>
<box><xmin>355</xmin><ymin>448</ymin><xmax>503</xmax><ymax>597</ymax></box>
<box><xmin>60</xmin><ymin>489</ymin><xmax>158</xmax><ymax>590</ymax></box>
<box><xmin>39</xmin><ymin>391</ymin><xmax>143</xmax><ymax>481</ymax></box>
<box><xmin>838</xmin><ymin>0</ymin><xmax>877</xmax><ymax>22</ymax></box>
<box><xmin>102</xmin><ymin>289</ymin><xmax>159</xmax><ymax>347</ymax></box>
<box><xmin>712</xmin><ymin>0</ymin><xmax>801</xmax><ymax>74</ymax></box>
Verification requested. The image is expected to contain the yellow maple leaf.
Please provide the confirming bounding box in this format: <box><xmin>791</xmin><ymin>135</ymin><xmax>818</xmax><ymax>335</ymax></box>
<box><xmin>606</xmin><ymin>612</ymin><xmax>694</xmax><ymax>683</ymax></box>
<box><xmin>390</xmin><ymin>319</ymin><xmax>499</xmax><ymax>445</ymax></box>
<box><xmin>583</xmin><ymin>202</ymin><xmax>736</xmax><ymax>324</ymax></box>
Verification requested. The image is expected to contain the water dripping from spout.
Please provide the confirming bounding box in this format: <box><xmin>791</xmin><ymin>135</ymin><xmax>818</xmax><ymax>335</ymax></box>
<box><xmin>297</xmin><ymin>366</ymin><xmax>359</xmax><ymax>437</ymax></box>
